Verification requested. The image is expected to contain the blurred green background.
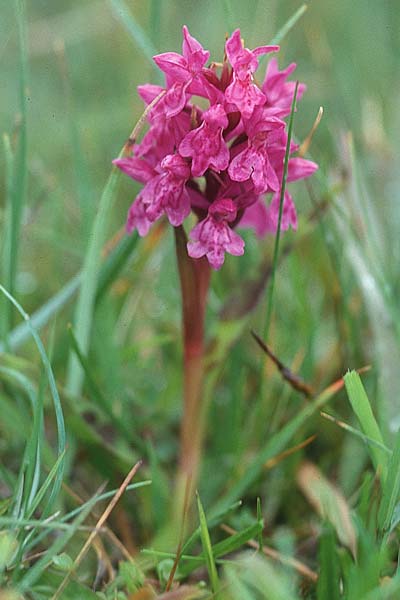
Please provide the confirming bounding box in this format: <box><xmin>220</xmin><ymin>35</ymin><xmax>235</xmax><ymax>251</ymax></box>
<box><xmin>1</xmin><ymin>1</ymin><xmax>400</xmax><ymax>595</ymax></box>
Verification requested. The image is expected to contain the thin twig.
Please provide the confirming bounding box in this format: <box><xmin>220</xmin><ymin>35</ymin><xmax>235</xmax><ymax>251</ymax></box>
<box><xmin>52</xmin><ymin>461</ymin><xmax>142</xmax><ymax>599</ymax></box>
<box><xmin>251</xmin><ymin>330</ymin><xmax>315</xmax><ymax>397</ymax></box>
<box><xmin>298</xmin><ymin>106</ymin><xmax>324</xmax><ymax>157</ymax></box>
<box><xmin>265</xmin><ymin>435</ymin><xmax>317</xmax><ymax>469</ymax></box>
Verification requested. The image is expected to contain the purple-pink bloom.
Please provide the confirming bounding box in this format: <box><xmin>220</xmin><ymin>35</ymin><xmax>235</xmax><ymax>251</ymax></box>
<box><xmin>126</xmin><ymin>193</ymin><xmax>153</xmax><ymax>237</ymax></box>
<box><xmin>114</xmin><ymin>154</ymin><xmax>191</xmax><ymax>229</ymax></box>
<box><xmin>265</xmin><ymin>191</ymin><xmax>298</xmax><ymax>233</ymax></box>
<box><xmin>287</xmin><ymin>157</ymin><xmax>319</xmax><ymax>182</ymax></box>
<box><xmin>225</xmin><ymin>29</ymin><xmax>279</xmax><ymax>118</ymax></box>
<box><xmin>141</xmin><ymin>154</ymin><xmax>191</xmax><ymax>226</ymax></box>
<box><xmin>153</xmin><ymin>26</ymin><xmax>212</xmax><ymax>117</ymax></box>
<box><xmin>114</xmin><ymin>25</ymin><xmax>319</xmax><ymax>270</ymax></box>
<box><xmin>179</xmin><ymin>104</ymin><xmax>229</xmax><ymax>176</ymax></box>
<box><xmin>262</xmin><ymin>58</ymin><xmax>306</xmax><ymax>116</ymax></box>
<box><xmin>136</xmin><ymin>84</ymin><xmax>192</xmax><ymax>161</ymax></box>
<box><xmin>187</xmin><ymin>199</ymin><xmax>245</xmax><ymax>269</ymax></box>
<box><xmin>113</xmin><ymin>155</ymin><xmax>155</xmax><ymax>183</ymax></box>
<box><xmin>238</xmin><ymin>197</ymin><xmax>269</xmax><ymax>238</ymax></box>
<box><xmin>228</xmin><ymin>113</ymin><xmax>285</xmax><ymax>193</ymax></box>
<box><xmin>238</xmin><ymin>191</ymin><xmax>297</xmax><ymax>236</ymax></box>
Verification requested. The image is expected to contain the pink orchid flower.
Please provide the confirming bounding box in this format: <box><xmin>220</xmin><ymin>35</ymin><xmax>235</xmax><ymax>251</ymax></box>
<box><xmin>179</xmin><ymin>104</ymin><xmax>229</xmax><ymax>176</ymax></box>
<box><xmin>225</xmin><ymin>29</ymin><xmax>279</xmax><ymax>118</ymax></box>
<box><xmin>187</xmin><ymin>199</ymin><xmax>245</xmax><ymax>269</ymax></box>
<box><xmin>114</xmin><ymin>26</ymin><xmax>319</xmax><ymax>270</ymax></box>
<box><xmin>153</xmin><ymin>26</ymin><xmax>212</xmax><ymax>117</ymax></box>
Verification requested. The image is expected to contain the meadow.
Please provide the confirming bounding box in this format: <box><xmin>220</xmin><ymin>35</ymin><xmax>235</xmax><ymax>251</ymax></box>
<box><xmin>1</xmin><ymin>1</ymin><xmax>400</xmax><ymax>598</ymax></box>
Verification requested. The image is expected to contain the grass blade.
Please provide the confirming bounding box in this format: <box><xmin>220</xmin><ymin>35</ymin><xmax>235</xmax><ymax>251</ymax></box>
<box><xmin>196</xmin><ymin>494</ymin><xmax>219</xmax><ymax>594</ymax></box>
<box><xmin>95</xmin><ymin>231</ymin><xmax>138</xmax><ymax>303</ymax></box>
<box><xmin>344</xmin><ymin>371</ymin><xmax>388</xmax><ymax>481</ymax></box>
<box><xmin>317</xmin><ymin>523</ymin><xmax>341</xmax><ymax>600</ymax></box>
<box><xmin>109</xmin><ymin>0</ymin><xmax>160</xmax><ymax>75</ymax></box>
<box><xmin>7</xmin><ymin>0</ymin><xmax>28</xmax><ymax>309</ymax></box>
<box><xmin>1</xmin><ymin>134</ymin><xmax>14</xmax><ymax>342</ymax></box>
<box><xmin>160</xmin><ymin>520</ymin><xmax>264</xmax><ymax>579</ymax></box>
<box><xmin>263</xmin><ymin>81</ymin><xmax>299</xmax><ymax>340</ymax></box>
<box><xmin>67</xmin><ymin>324</ymin><xmax>144</xmax><ymax>449</ymax></box>
<box><xmin>0</xmin><ymin>285</ymin><xmax>66</xmax><ymax>514</ymax></box>
<box><xmin>181</xmin><ymin>501</ymin><xmax>242</xmax><ymax>555</ymax></box>
<box><xmin>320</xmin><ymin>411</ymin><xmax>391</xmax><ymax>455</ymax></box>
<box><xmin>17</xmin><ymin>486</ymin><xmax>104</xmax><ymax>593</ymax></box>
<box><xmin>270</xmin><ymin>4</ymin><xmax>308</xmax><ymax>45</ymax></box>
<box><xmin>211</xmin><ymin>375</ymin><xmax>345</xmax><ymax>517</ymax></box>
<box><xmin>378</xmin><ymin>428</ymin><xmax>400</xmax><ymax>535</ymax></box>
<box><xmin>66</xmin><ymin>91</ymin><xmax>164</xmax><ymax>397</ymax></box>
<box><xmin>65</xmin><ymin>165</ymin><xmax>123</xmax><ymax>396</ymax></box>
<box><xmin>52</xmin><ymin>461</ymin><xmax>142</xmax><ymax>599</ymax></box>
<box><xmin>1</xmin><ymin>231</ymin><xmax>138</xmax><ymax>354</ymax></box>
<box><xmin>1</xmin><ymin>0</ymin><xmax>28</xmax><ymax>339</ymax></box>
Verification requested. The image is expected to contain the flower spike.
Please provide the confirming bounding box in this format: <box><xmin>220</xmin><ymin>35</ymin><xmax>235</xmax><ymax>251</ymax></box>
<box><xmin>113</xmin><ymin>26</ymin><xmax>318</xmax><ymax>269</ymax></box>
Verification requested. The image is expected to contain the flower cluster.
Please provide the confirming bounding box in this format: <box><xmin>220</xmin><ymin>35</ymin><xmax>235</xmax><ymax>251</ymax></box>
<box><xmin>114</xmin><ymin>27</ymin><xmax>317</xmax><ymax>270</ymax></box>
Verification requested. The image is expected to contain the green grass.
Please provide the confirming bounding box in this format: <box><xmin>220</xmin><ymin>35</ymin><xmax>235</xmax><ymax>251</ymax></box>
<box><xmin>1</xmin><ymin>0</ymin><xmax>400</xmax><ymax>598</ymax></box>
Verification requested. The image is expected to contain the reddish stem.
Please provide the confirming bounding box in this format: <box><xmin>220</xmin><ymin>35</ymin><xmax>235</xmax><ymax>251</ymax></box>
<box><xmin>174</xmin><ymin>226</ymin><xmax>210</xmax><ymax>495</ymax></box>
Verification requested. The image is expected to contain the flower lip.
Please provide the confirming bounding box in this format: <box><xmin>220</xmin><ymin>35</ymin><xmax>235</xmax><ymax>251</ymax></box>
<box><xmin>209</xmin><ymin>198</ymin><xmax>237</xmax><ymax>223</ymax></box>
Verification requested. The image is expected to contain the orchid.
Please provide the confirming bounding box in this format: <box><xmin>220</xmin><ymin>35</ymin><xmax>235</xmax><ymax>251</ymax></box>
<box><xmin>114</xmin><ymin>26</ymin><xmax>318</xmax><ymax>270</ymax></box>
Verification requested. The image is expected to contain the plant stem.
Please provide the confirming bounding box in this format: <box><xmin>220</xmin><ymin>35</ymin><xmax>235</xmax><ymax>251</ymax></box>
<box><xmin>174</xmin><ymin>226</ymin><xmax>210</xmax><ymax>507</ymax></box>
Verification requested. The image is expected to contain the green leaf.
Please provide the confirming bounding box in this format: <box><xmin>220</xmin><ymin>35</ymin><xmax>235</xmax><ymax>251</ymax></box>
<box><xmin>17</xmin><ymin>486</ymin><xmax>103</xmax><ymax>592</ymax></box>
<box><xmin>0</xmin><ymin>532</ymin><xmax>18</xmax><ymax>572</ymax></box>
<box><xmin>65</xmin><ymin>165</ymin><xmax>123</xmax><ymax>396</ymax></box>
<box><xmin>223</xmin><ymin>552</ymin><xmax>299</xmax><ymax>600</ymax></box>
<box><xmin>317</xmin><ymin>523</ymin><xmax>341</xmax><ymax>600</ymax></box>
<box><xmin>0</xmin><ymin>285</ymin><xmax>66</xmax><ymax>517</ymax></box>
<box><xmin>211</xmin><ymin>378</ymin><xmax>344</xmax><ymax>517</ymax></box>
<box><xmin>344</xmin><ymin>371</ymin><xmax>388</xmax><ymax>481</ymax></box>
<box><xmin>52</xmin><ymin>553</ymin><xmax>74</xmax><ymax>571</ymax></box>
<box><xmin>145</xmin><ymin>520</ymin><xmax>263</xmax><ymax>579</ymax></box>
<box><xmin>196</xmin><ymin>493</ymin><xmax>219</xmax><ymax>595</ymax></box>
<box><xmin>1</xmin><ymin>0</ymin><xmax>29</xmax><ymax>338</ymax></box>
<box><xmin>378</xmin><ymin>427</ymin><xmax>400</xmax><ymax>534</ymax></box>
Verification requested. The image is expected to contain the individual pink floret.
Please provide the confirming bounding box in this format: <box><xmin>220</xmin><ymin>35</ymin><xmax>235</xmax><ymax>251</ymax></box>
<box><xmin>179</xmin><ymin>104</ymin><xmax>229</xmax><ymax>177</ymax></box>
<box><xmin>153</xmin><ymin>26</ymin><xmax>211</xmax><ymax>117</ymax></box>
<box><xmin>238</xmin><ymin>197</ymin><xmax>269</xmax><ymax>238</ymax></box>
<box><xmin>225</xmin><ymin>29</ymin><xmax>279</xmax><ymax>118</ymax></box>
<box><xmin>238</xmin><ymin>191</ymin><xmax>298</xmax><ymax>237</ymax></box>
<box><xmin>113</xmin><ymin>155</ymin><xmax>155</xmax><ymax>183</ymax></box>
<box><xmin>136</xmin><ymin>84</ymin><xmax>192</xmax><ymax>160</ymax></box>
<box><xmin>265</xmin><ymin>191</ymin><xmax>298</xmax><ymax>232</ymax></box>
<box><xmin>228</xmin><ymin>114</ymin><xmax>285</xmax><ymax>193</ymax></box>
<box><xmin>114</xmin><ymin>154</ymin><xmax>191</xmax><ymax>229</ymax></box>
<box><xmin>141</xmin><ymin>154</ymin><xmax>191</xmax><ymax>227</ymax></box>
<box><xmin>287</xmin><ymin>157</ymin><xmax>319</xmax><ymax>182</ymax></box>
<box><xmin>187</xmin><ymin>199</ymin><xmax>245</xmax><ymax>270</ymax></box>
<box><xmin>126</xmin><ymin>193</ymin><xmax>153</xmax><ymax>237</ymax></box>
<box><xmin>262</xmin><ymin>58</ymin><xmax>306</xmax><ymax>116</ymax></box>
